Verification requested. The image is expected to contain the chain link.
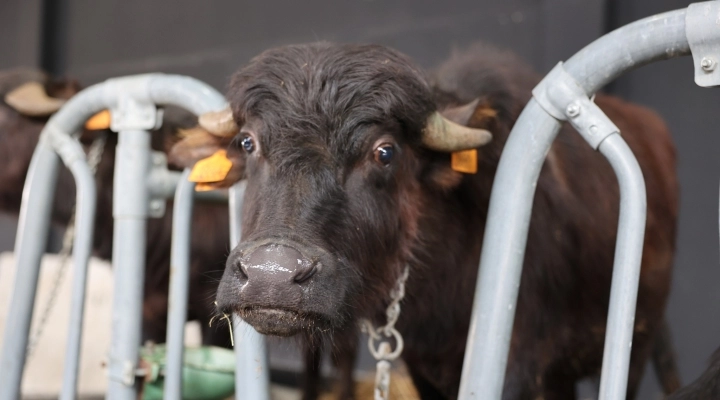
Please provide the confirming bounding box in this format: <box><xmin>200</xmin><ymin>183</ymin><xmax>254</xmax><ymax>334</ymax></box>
<box><xmin>360</xmin><ymin>265</ymin><xmax>410</xmax><ymax>400</ymax></box>
<box><xmin>26</xmin><ymin>133</ymin><xmax>107</xmax><ymax>359</ymax></box>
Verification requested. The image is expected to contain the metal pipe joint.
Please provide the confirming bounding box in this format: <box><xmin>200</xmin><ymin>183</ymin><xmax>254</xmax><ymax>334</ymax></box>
<box><xmin>43</xmin><ymin>124</ymin><xmax>89</xmax><ymax>166</ymax></box>
<box><xmin>532</xmin><ymin>62</ymin><xmax>620</xmax><ymax>149</ymax></box>
<box><xmin>686</xmin><ymin>1</ymin><xmax>720</xmax><ymax>87</ymax></box>
<box><xmin>103</xmin><ymin>75</ymin><xmax>162</xmax><ymax>132</ymax></box>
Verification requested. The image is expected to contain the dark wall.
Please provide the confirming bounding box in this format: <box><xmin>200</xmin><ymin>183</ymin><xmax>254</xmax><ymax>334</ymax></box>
<box><xmin>49</xmin><ymin>0</ymin><xmax>604</xmax><ymax>86</ymax></box>
<box><xmin>0</xmin><ymin>0</ymin><xmax>42</xmax><ymax>70</ymax></box>
<box><xmin>1</xmin><ymin>1</ymin><xmax>717</xmax><ymax>399</ymax></box>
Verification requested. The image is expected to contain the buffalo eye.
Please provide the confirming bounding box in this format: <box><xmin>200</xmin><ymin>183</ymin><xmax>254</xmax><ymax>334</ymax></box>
<box><xmin>241</xmin><ymin>136</ymin><xmax>255</xmax><ymax>153</ymax></box>
<box><xmin>373</xmin><ymin>144</ymin><xmax>395</xmax><ymax>165</ymax></box>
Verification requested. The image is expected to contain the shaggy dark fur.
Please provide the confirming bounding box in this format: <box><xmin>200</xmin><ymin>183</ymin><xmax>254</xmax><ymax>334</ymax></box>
<box><xmin>213</xmin><ymin>42</ymin><xmax>679</xmax><ymax>400</ymax></box>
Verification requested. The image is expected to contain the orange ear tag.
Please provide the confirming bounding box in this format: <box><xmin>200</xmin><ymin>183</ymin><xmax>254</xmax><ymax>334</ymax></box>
<box><xmin>194</xmin><ymin>183</ymin><xmax>218</xmax><ymax>192</ymax></box>
<box><xmin>451</xmin><ymin>149</ymin><xmax>478</xmax><ymax>174</ymax></box>
<box><xmin>188</xmin><ymin>150</ymin><xmax>233</xmax><ymax>184</ymax></box>
<box><xmin>85</xmin><ymin>110</ymin><xmax>111</xmax><ymax>130</ymax></box>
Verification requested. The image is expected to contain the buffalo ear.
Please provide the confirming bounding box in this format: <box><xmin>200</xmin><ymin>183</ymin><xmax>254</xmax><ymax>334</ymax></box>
<box><xmin>425</xmin><ymin>98</ymin><xmax>499</xmax><ymax>191</ymax></box>
<box><xmin>168</xmin><ymin>128</ymin><xmax>232</xmax><ymax>168</ymax></box>
<box><xmin>167</xmin><ymin>127</ymin><xmax>245</xmax><ymax>189</ymax></box>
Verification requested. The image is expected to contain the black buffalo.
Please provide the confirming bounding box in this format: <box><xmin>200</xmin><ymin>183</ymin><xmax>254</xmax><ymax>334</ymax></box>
<box><xmin>173</xmin><ymin>42</ymin><xmax>680</xmax><ymax>399</ymax></box>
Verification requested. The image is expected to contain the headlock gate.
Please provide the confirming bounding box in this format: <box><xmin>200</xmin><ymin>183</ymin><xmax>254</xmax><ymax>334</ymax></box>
<box><xmin>0</xmin><ymin>1</ymin><xmax>719</xmax><ymax>399</ymax></box>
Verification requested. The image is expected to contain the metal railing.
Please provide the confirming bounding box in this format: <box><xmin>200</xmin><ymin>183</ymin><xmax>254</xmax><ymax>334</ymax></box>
<box><xmin>167</xmin><ymin>177</ymin><xmax>269</xmax><ymax>400</ymax></box>
<box><xmin>0</xmin><ymin>73</ymin><xmax>269</xmax><ymax>400</ymax></box>
<box><xmin>458</xmin><ymin>2</ymin><xmax>720</xmax><ymax>399</ymax></box>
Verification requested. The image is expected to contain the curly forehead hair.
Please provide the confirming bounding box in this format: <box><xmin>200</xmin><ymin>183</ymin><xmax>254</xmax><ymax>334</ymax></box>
<box><xmin>226</xmin><ymin>42</ymin><xmax>436</xmax><ymax>148</ymax></box>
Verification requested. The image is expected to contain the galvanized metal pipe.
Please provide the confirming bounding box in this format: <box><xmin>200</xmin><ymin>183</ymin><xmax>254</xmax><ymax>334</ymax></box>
<box><xmin>147</xmin><ymin>163</ymin><xmax>181</xmax><ymax>200</ymax></box>
<box><xmin>459</xmin><ymin>7</ymin><xmax>691</xmax><ymax>400</ymax></box>
<box><xmin>0</xmin><ymin>143</ymin><xmax>61</xmax><ymax>400</ymax></box>
<box><xmin>228</xmin><ymin>182</ymin><xmax>245</xmax><ymax>249</ymax></box>
<box><xmin>564</xmin><ymin>9</ymin><xmax>690</xmax><ymax>95</ymax></box>
<box><xmin>596</xmin><ymin>134</ymin><xmax>647</xmax><ymax>399</ymax></box>
<box><xmin>164</xmin><ymin>169</ymin><xmax>195</xmax><ymax>400</ymax></box>
<box><xmin>147</xmin><ymin>169</ymin><xmax>229</xmax><ymax>203</ymax></box>
<box><xmin>107</xmin><ymin>128</ymin><xmax>152</xmax><ymax>398</ymax></box>
<box><xmin>51</xmin><ymin>132</ymin><xmax>99</xmax><ymax>400</ymax></box>
<box><xmin>229</xmin><ymin>182</ymin><xmax>270</xmax><ymax>400</ymax></box>
<box><xmin>458</xmin><ymin>100</ymin><xmax>562</xmax><ymax>399</ymax></box>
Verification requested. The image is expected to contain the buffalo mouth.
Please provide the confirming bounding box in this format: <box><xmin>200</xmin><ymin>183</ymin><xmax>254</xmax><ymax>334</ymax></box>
<box><xmin>237</xmin><ymin>307</ymin><xmax>329</xmax><ymax>337</ymax></box>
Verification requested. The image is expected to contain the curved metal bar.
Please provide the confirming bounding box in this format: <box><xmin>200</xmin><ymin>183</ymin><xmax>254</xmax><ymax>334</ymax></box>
<box><xmin>459</xmin><ymin>7</ymin><xmax>692</xmax><ymax>400</ymax></box>
<box><xmin>59</xmin><ymin>179</ymin><xmax>96</xmax><ymax>396</ymax></box>
<box><xmin>164</xmin><ymin>169</ymin><xmax>195</xmax><ymax>400</ymax></box>
<box><xmin>596</xmin><ymin>134</ymin><xmax>647</xmax><ymax>399</ymax></box>
<box><xmin>147</xmin><ymin>75</ymin><xmax>229</xmax><ymax>115</ymax></box>
<box><xmin>564</xmin><ymin>9</ymin><xmax>690</xmax><ymax>94</ymax></box>
<box><xmin>48</xmin><ymin>131</ymin><xmax>99</xmax><ymax>400</ymax></box>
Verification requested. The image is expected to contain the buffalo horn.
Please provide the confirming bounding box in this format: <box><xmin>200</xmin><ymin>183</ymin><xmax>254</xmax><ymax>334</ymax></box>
<box><xmin>4</xmin><ymin>81</ymin><xmax>66</xmax><ymax>117</ymax></box>
<box><xmin>198</xmin><ymin>106</ymin><xmax>239</xmax><ymax>137</ymax></box>
<box><xmin>422</xmin><ymin>111</ymin><xmax>492</xmax><ymax>152</ymax></box>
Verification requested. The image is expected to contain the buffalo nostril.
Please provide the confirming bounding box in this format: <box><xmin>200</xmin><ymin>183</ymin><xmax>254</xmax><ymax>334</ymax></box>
<box><xmin>235</xmin><ymin>260</ymin><xmax>248</xmax><ymax>280</ymax></box>
<box><xmin>293</xmin><ymin>261</ymin><xmax>318</xmax><ymax>284</ymax></box>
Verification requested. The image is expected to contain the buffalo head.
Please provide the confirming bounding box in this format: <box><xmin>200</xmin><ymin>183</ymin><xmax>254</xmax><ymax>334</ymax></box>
<box><xmin>172</xmin><ymin>43</ymin><xmax>494</xmax><ymax>337</ymax></box>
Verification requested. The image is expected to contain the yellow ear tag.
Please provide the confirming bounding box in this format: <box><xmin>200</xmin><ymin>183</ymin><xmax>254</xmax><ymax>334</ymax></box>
<box><xmin>85</xmin><ymin>110</ymin><xmax>111</xmax><ymax>130</ymax></box>
<box><xmin>188</xmin><ymin>150</ymin><xmax>233</xmax><ymax>184</ymax></box>
<box><xmin>451</xmin><ymin>149</ymin><xmax>478</xmax><ymax>174</ymax></box>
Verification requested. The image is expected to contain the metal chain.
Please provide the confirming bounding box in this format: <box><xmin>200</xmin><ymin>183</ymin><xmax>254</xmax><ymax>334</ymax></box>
<box><xmin>360</xmin><ymin>265</ymin><xmax>410</xmax><ymax>400</ymax></box>
<box><xmin>26</xmin><ymin>133</ymin><xmax>107</xmax><ymax>359</ymax></box>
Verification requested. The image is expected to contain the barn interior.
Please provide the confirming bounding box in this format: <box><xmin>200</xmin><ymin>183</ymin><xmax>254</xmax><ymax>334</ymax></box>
<box><xmin>1</xmin><ymin>1</ymin><xmax>720</xmax><ymax>399</ymax></box>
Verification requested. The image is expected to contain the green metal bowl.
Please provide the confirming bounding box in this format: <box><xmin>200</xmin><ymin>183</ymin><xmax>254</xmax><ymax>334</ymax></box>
<box><xmin>141</xmin><ymin>344</ymin><xmax>235</xmax><ymax>400</ymax></box>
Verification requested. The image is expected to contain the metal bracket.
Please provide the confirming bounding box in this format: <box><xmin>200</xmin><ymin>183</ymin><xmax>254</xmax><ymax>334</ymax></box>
<box><xmin>110</xmin><ymin>96</ymin><xmax>163</xmax><ymax>132</ymax></box>
<box><xmin>43</xmin><ymin>124</ymin><xmax>88</xmax><ymax>166</ymax></box>
<box><xmin>532</xmin><ymin>62</ymin><xmax>620</xmax><ymax>150</ymax></box>
<box><xmin>147</xmin><ymin>151</ymin><xmax>172</xmax><ymax>218</ymax></box>
<box><xmin>687</xmin><ymin>1</ymin><xmax>720</xmax><ymax>87</ymax></box>
<box><xmin>106</xmin><ymin>359</ymin><xmax>137</xmax><ymax>386</ymax></box>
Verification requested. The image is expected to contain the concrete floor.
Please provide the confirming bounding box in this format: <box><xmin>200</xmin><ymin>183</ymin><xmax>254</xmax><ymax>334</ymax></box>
<box><xmin>0</xmin><ymin>253</ymin><xmax>114</xmax><ymax>397</ymax></box>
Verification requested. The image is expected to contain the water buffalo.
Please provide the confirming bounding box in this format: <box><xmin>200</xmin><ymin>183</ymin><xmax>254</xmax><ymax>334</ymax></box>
<box><xmin>172</xmin><ymin>42</ymin><xmax>680</xmax><ymax>399</ymax></box>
